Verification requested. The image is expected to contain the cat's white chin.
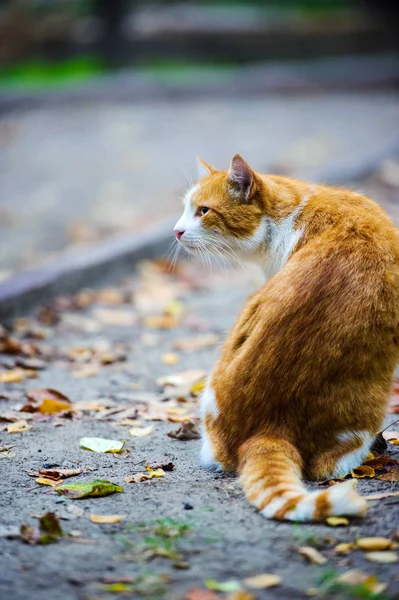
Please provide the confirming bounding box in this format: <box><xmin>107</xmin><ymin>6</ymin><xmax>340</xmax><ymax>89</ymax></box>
<box><xmin>179</xmin><ymin>241</ymin><xmax>198</xmax><ymax>255</ymax></box>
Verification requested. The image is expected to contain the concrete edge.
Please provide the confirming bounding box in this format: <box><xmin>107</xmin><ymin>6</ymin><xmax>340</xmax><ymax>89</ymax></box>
<box><xmin>0</xmin><ymin>218</ymin><xmax>177</xmax><ymax>322</ymax></box>
<box><xmin>0</xmin><ymin>133</ymin><xmax>398</xmax><ymax>323</ymax></box>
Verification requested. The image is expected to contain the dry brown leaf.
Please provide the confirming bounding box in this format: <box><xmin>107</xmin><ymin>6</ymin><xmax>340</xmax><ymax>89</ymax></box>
<box><xmin>365</xmin><ymin>551</ymin><xmax>398</xmax><ymax>563</ymax></box>
<box><xmin>356</xmin><ymin>538</ymin><xmax>393</xmax><ymax>551</ymax></box>
<box><xmin>38</xmin><ymin>467</ymin><xmax>83</xmax><ymax>481</ymax></box>
<box><xmin>326</xmin><ymin>516</ymin><xmax>349</xmax><ymax>527</ymax></box>
<box><xmin>144</xmin><ymin>315</ymin><xmax>178</xmax><ymax>329</ymax></box>
<box><xmin>228</xmin><ymin>593</ymin><xmax>254</xmax><ymax>600</ymax></box>
<box><xmin>297</xmin><ymin>546</ymin><xmax>327</xmax><ymax>565</ymax></box>
<box><xmin>161</xmin><ymin>353</ymin><xmax>180</xmax><ymax>365</ymax></box>
<box><xmin>243</xmin><ymin>573</ymin><xmax>281</xmax><ymax>588</ymax></box>
<box><xmin>22</xmin><ymin>389</ymin><xmax>72</xmax><ymax>414</ymax></box>
<box><xmin>335</xmin><ymin>543</ymin><xmax>354</xmax><ymax>555</ymax></box>
<box><xmin>351</xmin><ymin>465</ymin><xmax>375</xmax><ymax>479</ymax></box>
<box><xmin>173</xmin><ymin>334</ymin><xmax>219</xmax><ymax>353</ymax></box>
<box><xmin>147</xmin><ymin>461</ymin><xmax>174</xmax><ymax>471</ymax></box>
<box><xmin>7</xmin><ymin>420</ymin><xmax>31</xmax><ymax>433</ymax></box>
<box><xmin>95</xmin><ymin>288</ymin><xmax>126</xmax><ymax>305</ymax></box>
<box><xmin>90</xmin><ymin>514</ymin><xmax>123</xmax><ymax>524</ymax></box>
<box><xmin>129</xmin><ymin>425</ymin><xmax>153</xmax><ymax>437</ymax></box>
<box><xmin>167</xmin><ymin>420</ymin><xmax>201</xmax><ymax>440</ymax></box>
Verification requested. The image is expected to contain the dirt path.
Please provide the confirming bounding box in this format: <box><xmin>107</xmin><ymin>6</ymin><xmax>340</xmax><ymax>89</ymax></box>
<box><xmin>1</xmin><ymin>253</ymin><xmax>398</xmax><ymax>600</ymax></box>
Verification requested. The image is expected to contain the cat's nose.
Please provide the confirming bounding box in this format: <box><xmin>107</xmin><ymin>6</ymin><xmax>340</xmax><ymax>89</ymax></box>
<box><xmin>174</xmin><ymin>229</ymin><xmax>185</xmax><ymax>240</ymax></box>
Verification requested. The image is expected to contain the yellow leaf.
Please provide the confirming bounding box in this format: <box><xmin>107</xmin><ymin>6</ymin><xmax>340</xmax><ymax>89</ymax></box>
<box><xmin>164</xmin><ymin>299</ymin><xmax>185</xmax><ymax>318</ymax></box>
<box><xmin>35</xmin><ymin>477</ymin><xmax>61</xmax><ymax>487</ymax></box>
<box><xmin>242</xmin><ymin>574</ymin><xmax>281</xmax><ymax>589</ymax></box>
<box><xmin>90</xmin><ymin>514</ymin><xmax>123</xmax><ymax>524</ymax></box>
<box><xmin>326</xmin><ymin>516</ymin><xmax>349</xmax><ymax>527</ymax></box>
<box><xmin>351</xmin><ymin>465</ymin><xmax>375</xmax><ymax>479</ymax></box>
<box><xmin>335</xmin><ymin>543</ymin><xmax>354</xmax><ymax>555</ymax></box>
<box><xmin>168</xmin><ymin>413</ymin><xmax>195</xmax><ymax>423</ymax></box>
<box><xmin>39</xmin><ymin>399</ymin><xmax>72</xmax><ymax>414</ymax></box>
<box><xmin>7</xmin><ymin>420</ymin><xmax>31</xmax><ymax>433</ymax></box>
<box><xmin>366</xmin><ymin>551</ymin><xmax>398</xmax><ymax>563</ymax></box>
<box><xmin>356</xmin><ymin>538</ymin><xmax>393</xmax><ymax>551</ymax></box>
<box><xmin>157</xmin><ymin>370</ymin><xmax>207</xmax><ymax>388</ymax></box>
<box><xmin>129</xmin><ymin>426</ymin><xmax>153</xmax><ymax>437</ymax></box>
<box><xmin>0</xmin><ymin>369</ymin><xmax>25</xmax><ymax>383</ymax></box>
<box><xmin>161</xmin><ymin>353</ymin><xmax>180</xmax><ymax>365</ymax></box>
<box><xmin>190</xmin><ymin>379</ymin><xmax>206</xmax><ymax>397</ymax></box>
<box><xmin>297</xmin><ymin>546</ymin><xmax>327</xmax><ymax>565</ymax></box>
<box><xmin>145</xmin><ymin>463</ymin><xmax>165</xmax><ymax>478</ymax></box>
<box><xmin>144</xmin><ymin>315</ymin><xmax>177</xmax><ymax>329</ymax></box>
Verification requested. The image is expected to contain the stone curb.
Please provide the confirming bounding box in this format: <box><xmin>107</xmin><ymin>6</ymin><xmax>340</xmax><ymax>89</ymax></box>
<box><xmin>0</xmin><ymin>218</ymin><xmax>177</xmax><ymax>322</ymax></box>
<box><xmin>0</xmin><ymin>133</ymin><xmax>398</xmax><ymax>323</ymax></box>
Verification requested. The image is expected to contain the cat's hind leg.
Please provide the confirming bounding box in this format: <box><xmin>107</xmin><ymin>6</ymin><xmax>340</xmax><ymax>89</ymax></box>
<box><xmin>308</xmin><ymin>430</ymin><xmax>374</xmax><ymax>480</ymax></box>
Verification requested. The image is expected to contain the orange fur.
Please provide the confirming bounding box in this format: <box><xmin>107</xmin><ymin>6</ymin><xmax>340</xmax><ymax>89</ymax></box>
<box><xmin>174</xmin><ymin>155</ymin><xmax>399</xmax><ymax>522</ymax></box>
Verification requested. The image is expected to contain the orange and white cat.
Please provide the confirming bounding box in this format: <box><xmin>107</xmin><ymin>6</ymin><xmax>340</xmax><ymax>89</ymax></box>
<box><xmin>173</xmin><ymin>155</ymin><xmax>399</xmax><ymax>522</ymax></box>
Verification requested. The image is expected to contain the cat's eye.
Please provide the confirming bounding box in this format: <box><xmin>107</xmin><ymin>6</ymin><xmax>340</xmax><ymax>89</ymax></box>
<box><xmin>199</xmin><ymin>206</ymin><xmax>209</xmax><ymax>216</ymax></box>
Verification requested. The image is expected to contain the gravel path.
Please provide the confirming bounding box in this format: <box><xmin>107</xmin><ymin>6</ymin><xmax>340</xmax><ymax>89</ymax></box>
<box><xmin>0</xmin><ymin>252</ymin><xmax>398</xmax><ymax>600</ymax></box>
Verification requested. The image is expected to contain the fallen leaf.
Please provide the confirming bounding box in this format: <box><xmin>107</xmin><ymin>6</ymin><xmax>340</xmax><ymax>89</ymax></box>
<box><xmin>167</xmin><ymin>420</ymin><xmax>201</xmax><ymax>440</ymax></box>
<box><xmin>124</xmin><ymin>463</ymin><xmax>165</xmax><ymax>484</ymax></box>
<box><xmin>243</xmin><ymin>573</ymin><xmax>282</xmax><ymax>588</ymax></box>
<box><xmin>364</xmin><ymin>491</ymin><xmax>399</xmax><ymax>501</ymax></box>
<box><xmin>168</xmin><ymin>413</ymin><xmax>196</xmax><ymax>423</ymax></box>
<box><xmin>79</xmin><ymin>437</ymin><xmax>125</xmax><ymax>453</ymax></box>
<box><xmin>35</xmin><ymin>477</ymin><xmax>62</xmax><ymax>487</ymax></box>
<box><xmin>173</xmin><ymin>334</ymin><xmax>219</xmax><ymax>353</ymax></box>
<box><xmin>157</xmin><ymin>370</ymin><xmax>206</xmax><ymax>388</ymax></box>
<box><xmin>337</xmin><ymin>570</ymin><xmax>387</xmax><ymax>595</ymax></box>
<box><xmin>335</xmin><ymin>543</ymin><xmax>355</xmax><ymax>554</ymax></box>
<box><xmin>205</xmin><ymin>580</ymin><xmax>242</xmax><ymax>593</ymax></box>
<box><xmin>351</xmin><ymin>465</ymin><xmax>375</xmax><ymax>478</ymax></box>
<box><xmin>129</xmin><ymin>425</ymin><xmax>153</xmax><ymax>437</ymax></box>
<box><xmin>7</xmin><ymin>420</ymin><xmax>31</xmax><ymax>433</ymax></box>
<box><xmin>90</xmin><ymin>514</ymin><xmax>123</xmax><ymax>524</ymax></box>
<box><xmin>92</xmin><ymin>308</ymin><xmax>137</xmax><ymax>327</ymax></box>
<box><xmin>37</xmin><ymin>467</ymin><xmax>83</xmax><ymax>481</ymax></box>
<box><xmin>228</xmin><ymin>593</ymin><xmax>254</xmax><ymax>600</ymax></box>
<box><xmin>326</xmin><ymin>516</ymin><xmax>349</xmax><ymax>527</ymax></box>
<box><xmin>382</xmin><ymin>430</ymin><xmax>399</xmax><ymax>442</ymax></box>
<box><xmin>297</xmin><ymin>546</ymin><xmax>327</xmax><ymax>565</ymax></box>
<box><xmin>22</xmin><ymin>388</ymin><xmax>72</xmax><ymax>414</ymax></box>
<box><xmin>144</xmin><ymin>315</ymin><xmax>177</xmax><ymax>329</ymax></box>
<box><xmin>161</xmin><ymin>353</ymin><xmax>180</xmax><ymax>365</ymax></box>
<box><xmin>0</xmin><ymin>369</ymin><xmax>34</xmax><ymax>383</ymax></box>
<box><xmin>56</xmin><ymin>479</ymin><xmax>123</xmax><ymax>499</ymax></box>
<box><xmin>95</xmin><ymin>288</ymin><xmax>126</xmax><ymax>304</ymax></box>
<box><xmin>72</xmin><ymin>365</ymin><xmax>98</xmax><ymax>379</ymax></box>
<box><xmin>148</xmin><ymin>461</ymin><xmax>174</xmax><ymax>471</ymax></box>
<box><xmin>356</xmin><ymin>537</ymin><xmax>393</xmax><ymax>551</ymax></box>
<box><xmin>21</xmin><ymin>512</ymin><xmax>63</xmax><ymax>545</ymax></box>
<box><xmin>190</xmin><ymin>379</ymin><xmax>206</xmax><ymax>397</ymax></box>
<box><xmin>366</xmin><ymin>551</ymin><xmax>398</xmax><ymax>563</ymax></box>
<box><xmin>185</xmin><ymin>589</ymin><xmax>220</xmax><ymax>600</ymax></box>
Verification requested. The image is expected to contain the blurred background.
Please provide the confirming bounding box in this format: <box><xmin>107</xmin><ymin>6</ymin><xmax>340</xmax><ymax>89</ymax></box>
<box><xmin>0</xmin><ymin>0</ymin><xmax>399</xmax><ymax>280</ymax></box>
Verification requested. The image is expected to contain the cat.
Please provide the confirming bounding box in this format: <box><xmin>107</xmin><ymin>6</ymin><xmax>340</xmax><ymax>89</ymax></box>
<box><xmin>173</xmin><ymin>154</ymin><xmax>399</xmax><ymax>522</ymax></box>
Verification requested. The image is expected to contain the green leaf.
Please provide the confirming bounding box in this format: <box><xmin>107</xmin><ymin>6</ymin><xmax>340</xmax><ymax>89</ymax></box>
<box><xmin>79</xmin><ymin>437</ymin><xmax>125</xmax><ymax>453</ymax></box>
<box><xmin>56</xmin><ymin>479</ymin><xmax>123</xmax><ymax>499</ymax></box>
<box><xmin>204</xmin><ymin>579</ymin><xmax>242</xmax><ymax>593</ymax></box>
<box><xmin>38</xmin><ymin>512</ymin><xmax>63</xmax><ymax>544</ymax></box>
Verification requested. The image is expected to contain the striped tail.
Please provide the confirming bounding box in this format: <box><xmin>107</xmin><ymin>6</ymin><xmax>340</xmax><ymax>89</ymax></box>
<box><xmin>238</xmin><ymin>436</ymin><xmax>367</xmax><ymax>522</ymax></box>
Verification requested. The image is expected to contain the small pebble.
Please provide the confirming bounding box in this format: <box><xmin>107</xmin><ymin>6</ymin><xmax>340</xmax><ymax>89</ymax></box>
<box><xmin>183</xmin><ymin>502</ymin><xmax>193</xmax><ymax>510</ymax></box>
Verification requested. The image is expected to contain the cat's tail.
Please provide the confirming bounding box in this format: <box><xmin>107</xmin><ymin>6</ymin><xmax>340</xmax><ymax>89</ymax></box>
<box><xmin>238</xmin><ymin>436</ymin><xmax>367</xmax><ymax>522</ymax></box>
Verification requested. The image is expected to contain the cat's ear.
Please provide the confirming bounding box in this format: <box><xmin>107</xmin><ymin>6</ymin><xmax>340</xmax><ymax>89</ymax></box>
<box><xmin>197</xmin><ymin>156</ymin><xmax>216</xmax><ymax>179</ymax></box>
<box><xmin>228</xmin><ymin>154</ymin><xmax>256</xmax><ymax>200</ymax></box>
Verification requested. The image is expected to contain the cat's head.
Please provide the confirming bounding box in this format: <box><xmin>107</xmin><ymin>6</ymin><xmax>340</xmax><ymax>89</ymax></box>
<box><xmin>173</xmin><ymin>155</ymin><xmax>266</xmax><ymax>262</ymax></box>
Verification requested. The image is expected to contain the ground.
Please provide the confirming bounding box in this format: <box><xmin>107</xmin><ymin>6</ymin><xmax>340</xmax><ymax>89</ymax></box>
<box><xmin>1</xmin><ymin>254</ymin><xmax>398</xmax><ymax>600</ymax></box>
<box><xmin>1</xmin><ymin>91</ymin><xmax>399</xmax><ymax>278</ymax></box>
